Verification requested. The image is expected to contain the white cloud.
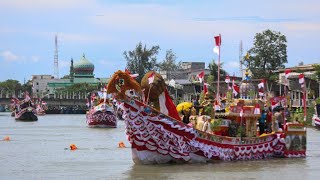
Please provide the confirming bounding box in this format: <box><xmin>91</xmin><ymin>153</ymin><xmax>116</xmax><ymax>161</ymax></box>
<box><xmin>0</xmin><ymin>50</ymin><xmax>19</xmax><ymax>61</ymax></box>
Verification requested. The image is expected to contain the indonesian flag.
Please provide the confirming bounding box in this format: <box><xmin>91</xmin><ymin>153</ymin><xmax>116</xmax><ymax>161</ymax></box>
<box><xmin>271</xmin><ymin>101</ymin><xmax>279</xmax><ymax>110</ymax></box>
<box><xmin>213</xmin><ymin>35</ymin><xmax>221</xmax><ymax>55</ymax></box>
<box><xmin>148</xmin><ymin>71</ymin><xmax>155</xmax><ymax>84</ymax></box>
<box><xmin>258</xmin><ymin>79</ymin><xmax>265</xmax><ymax>89</ymax></box>
<box><xmin>125</xmin><ymin>69</ymin><xmax>139</xmax><ymax>79</ymax></box>
<box><xmin>258</xmin><ymin>88</ymin><xmax>264</xmax><ymax>97</ymax></box>
<box><xmin>299</xmin><ymin>73</ymin><xmax>305</xmax><ymax>88</ymax></box>
<box><xmin>254</xmin><ymin>104</ymin><xmax>261</xmax><ymax>114</ymax></box>
<box><xmin>158</xmin><ymin>89</ymin><xmax>181</xmax><ymax>121</ymax></box>
<box><xmin>203</xmin><ymin>82</ymin><xmax>209</xmax><ymax>94</ymax></box>
<box><xmin>225</xmin><ymin>76</ymin><xmax>230</xmax><ymax>84</ymax></box>
<box><xmin>197</xmin><ymin>71</ymin><xmax>205</xmax><ymax>83</ymax></box>
<box><xmin>285</xmin><ymin>69</ymin><xmax>291</xmax><ymax>79</ymax></box>
<box><xmin>232</xmin><ymin>78</ymin><xmax>239</xmax><ymax>96</ymax></box>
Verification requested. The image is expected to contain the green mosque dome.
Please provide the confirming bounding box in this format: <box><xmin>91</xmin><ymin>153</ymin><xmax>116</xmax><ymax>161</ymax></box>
<box><xmin>73</xmin><ymin>54</ymin><xmax>94</xmax><ymax>75</ymax></box>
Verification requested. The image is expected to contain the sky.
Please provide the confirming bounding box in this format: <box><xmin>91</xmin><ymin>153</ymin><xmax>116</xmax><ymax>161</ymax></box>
<box><xmin>0</xmin><ymin>0</ymin><xmax>319</xmax><ymax>83</ymax></box>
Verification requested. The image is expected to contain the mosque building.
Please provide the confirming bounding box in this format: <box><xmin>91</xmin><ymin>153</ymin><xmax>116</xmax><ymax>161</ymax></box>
<box><xmin>32</xmin><ymin>54</ymin><xmax>109</xmax><ymax>98</ymax></box>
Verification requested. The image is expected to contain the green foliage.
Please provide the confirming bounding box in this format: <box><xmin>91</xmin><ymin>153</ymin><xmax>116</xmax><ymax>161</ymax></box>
<box><xmin>157</xmin><ymin>49</ymin><xmax>182</xmax><ymax>71</ymax></box>
<box><xmin>246</xmin><ymin>29</ymin><xmax>287</xmax><ymax>80</ymax></box>
<box><xmin>0</xmin><ymin>79</ymin><xmax>21</xmax><ymax>90</ymax></box>
<box><xmin>313</xmin><ymin>64</ymin><xmax>320</xmax><ymax>81</ymax></box>
<box><xmin>208</xmin><ymin>59</ymin><xmax>228</xmax><ymax>81</ymax></box>
<box><xmin>315</xmin><ymin>98</ymin><xmax>320</xmax><ymax>105</ymax></box>
<box><xmin>123</xmin><ymin>42</ymin><xmax>160</xmax><ymax>82</ymax></box>
<box><xmin>211</xmin><ymin>118</ymin><xmax>222</xmax><ymax>131</ymax></box>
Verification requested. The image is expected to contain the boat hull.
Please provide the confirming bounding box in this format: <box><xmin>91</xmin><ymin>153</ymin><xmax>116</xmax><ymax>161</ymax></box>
<box><xmin>122</xmin><ymin>100</ymin><xmax>306</xmax><ymax>164</ymax></box>
<box><xmin>15</xmin><ymin>110</ymin><xmax>38</xmax><ymax>121</ymax></box>
<box><xmin>86</xmin><ymin>109</ymin><xmax>117</xmax><ymax>128</ymax></box>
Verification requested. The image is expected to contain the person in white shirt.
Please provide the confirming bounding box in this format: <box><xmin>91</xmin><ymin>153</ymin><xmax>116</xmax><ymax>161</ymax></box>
<box><xmin>202</xmin><ymin>116</ymin><xmax>212</xmax><ymax>133</ymax></box>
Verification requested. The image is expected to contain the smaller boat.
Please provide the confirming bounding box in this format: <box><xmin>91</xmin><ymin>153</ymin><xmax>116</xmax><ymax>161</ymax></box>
<box><xmin>86</xmin><ymin>100</ymin><xmax>117</xmax><ymax>128</ymax></box>
<box><xmin>312</xmin><ymin>103</ymin><xmax>320</xmax><ymax>129</ymax></box>
<box><xmin>36</xmin><ymin>100</ymin><xmax>47</xmax><ymax>116</ymax></box>
<box><xmin>14</xmin><ymin>98</ymin><xmax>38</xmax><ymax>121</ymax></box>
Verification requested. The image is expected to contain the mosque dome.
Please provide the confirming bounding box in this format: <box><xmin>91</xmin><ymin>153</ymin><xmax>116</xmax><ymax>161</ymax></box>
<box><xmin>73</xmin><ymin>54</ymin><xmax>94</xmax><ymax>75</ymax></box>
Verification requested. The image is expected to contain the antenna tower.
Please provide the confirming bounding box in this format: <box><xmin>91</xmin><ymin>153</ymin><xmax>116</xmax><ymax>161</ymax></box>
<box><xmin>239</xmin><ymin>40</ymin><xmax>243</xmax><ymax>78</ymax></box>
<box><xmin>54</xmin><ymin>34</ymin><xmax>59</xmax><ymax>79</ymax></box>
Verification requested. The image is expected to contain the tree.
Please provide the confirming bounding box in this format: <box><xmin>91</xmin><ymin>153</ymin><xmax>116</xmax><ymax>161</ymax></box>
<box><xmin>157</xmin><ymin>49</ymin><xmax>181</xmax><ymax>71</ymax></box>
<box><xmin>0</xmin><ymin>79</ymin><xmax>22</xmax><ymax>97</ymax></box>
<box><xmin>123</xmin><ymin>42</ymin><xmax>160</xmax><ymax>82</ymax></box>
<box><xmin>207</xmin><ymin>60</ymin><xmax>228</xmax><ymax>95</ymax></box>
<box><xmin>208</xmin><ymin>59</ymin><xmax>228</xmax><ymax>81</ymax></box>
<box><xmin>246</xmin><ymin>29</ymin><xmax>287</xmax><ymax>80</ymax></box>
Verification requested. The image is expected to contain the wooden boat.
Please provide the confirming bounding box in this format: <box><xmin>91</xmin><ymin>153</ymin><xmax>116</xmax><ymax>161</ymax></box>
<box><xmin>107</xmin><ymin>70</ymin><xmax>306</xmax><ymax>164</ymax></box>
<box><xmin>14</xmin><ymin>99</ymin><xmax>38</xmax><ymax>121</ymax></box>
<box><xmin>86</xmin><ymin>102</ymin><xmax>117</xmax><ymax>128</ymax></box>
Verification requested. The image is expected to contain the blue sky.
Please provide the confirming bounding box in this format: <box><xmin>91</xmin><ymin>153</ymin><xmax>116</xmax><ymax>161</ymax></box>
<box><xmin>0</xmin><ymin>0</ymin><xmax>319</xmax><ymax>83</ymax></box>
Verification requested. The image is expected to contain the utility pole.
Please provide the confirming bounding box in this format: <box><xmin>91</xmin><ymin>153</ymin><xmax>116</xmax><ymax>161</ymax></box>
<box><xmin>54</xmin><ymin>34</ymin><xmax>59</xmax><ymax>79</ymax></box>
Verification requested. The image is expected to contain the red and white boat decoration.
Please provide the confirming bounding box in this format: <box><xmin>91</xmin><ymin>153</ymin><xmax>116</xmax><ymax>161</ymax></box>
<box><xmin>86</xmin><ymin>102</ymin><xmax>117</xmax><ymax>128</ymax></box>
<box><xmin>107</xmin><ymin>70</ymin><xmax>306</xmax><ymax>164</ymax></box>
<box><xmin>14</xmin><ymin>95</ymin><xmax>38</xmax><ymax>121</ymax></box>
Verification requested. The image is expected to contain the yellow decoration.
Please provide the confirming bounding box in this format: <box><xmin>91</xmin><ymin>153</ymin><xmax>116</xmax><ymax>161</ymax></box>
<box><xmin>176</xmin><ymin>102</ymin><xmax>193</xmax><ymax>112</ymax></box>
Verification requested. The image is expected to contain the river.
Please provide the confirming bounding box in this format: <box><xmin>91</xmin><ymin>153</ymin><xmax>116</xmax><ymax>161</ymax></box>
<box><xmin>0</xmin><ymin>112</ymin><xmax>319</xmax><ymax>180</ymax></box>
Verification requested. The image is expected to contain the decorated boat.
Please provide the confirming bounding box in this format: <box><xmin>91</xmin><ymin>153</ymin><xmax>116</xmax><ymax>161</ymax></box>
<box><xmin>312</xmin><ymin>102</ymin><xmax>320</xmax><ymax>129</ymax></box>
<box><xmin>86</xmin><ymin>93</ymin><xmax>117</xmax><ymax>128</ymax></box>
<box><xmin>107</xmin><ymin>70</ymin><xmax>306</xmax><ymax>164</ymax></box>
<box><xmin>14</xmin><ymin>95</ymin><xmax>38</xmax><ymax>121</ymax></box>
<box><xmin>36</xmin><ymin>99</ymin><xmax>47</xmax><ymax>116</ymax></box>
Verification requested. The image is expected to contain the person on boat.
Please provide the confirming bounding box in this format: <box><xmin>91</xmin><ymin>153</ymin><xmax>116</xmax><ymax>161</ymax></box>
<box><xmin>196</xmin><ymin>111</ymin><xmax>205</xmax><ymax>130</ymax></box>
<box><xmin>273</xmin><ymin>107</ymin><xmax>284</xmax><ymax>132</ymax></box>
<box><xmin>258</xmin><ymin>110</ymin><xmax>267</xmax><ymax>135</ymax></box>
<box><xmin>181</xmin><ymin>106</ymin><xmax>191</xmax><ymax>124</ymax></box>
<box><xmin>192</xmin><ymin>96</ymin><xmax>201</xmax><ymax>115</ymax></box>
<box><xmin>188</xmin><ymin>107</ymin><xmax>197</xmax><ymax>127</ymax></box>
<box><xmin>265</xmin><ymin>107</ymin><xmax>273</xmax><ymax>133</ymax></box>
<box><xmin>202</xmin><ymin>115</ymin><xmax>212</xmax><ymax>134</ymax></box>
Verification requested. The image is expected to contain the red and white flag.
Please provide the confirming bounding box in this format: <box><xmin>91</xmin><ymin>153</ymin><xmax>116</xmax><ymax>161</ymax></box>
<box><xmin>125</xmin><ymin>69</ymin><xmax>138</xmax><ymax>79</ymax></box>
<box><xmin>254</xmin><ymin>104</ymin><xmax>261</xmax><ymax>114</ymax></box>
<box><xmin>148</xmin><ymin>71</ymin><xmax>155</xmax><ymax>84</ymax></box>
<box><xmin>158</xmin><ymin>89</ymin><xmax>181</xmax><ymax>121</ymax></box>
<box><xmin>258</xmin><ymin>79</ymin><xmax>265</xmax><ymax>89</ymax></box>
<box><xmin>285</xmin><ymin>69</ymin><xmax>291</xmax><ymax>79</ymax></box>
<box><xmin>258</xmin><ymin>89</ymin><xmax>264</xmax><ymax>97</ymax></box>
<box><xmin>203</xmin><ymin>82</ymin><xmax>209</xmax><ymax>94</ymax></box>
<box><xmin>232</xmin><ymin>78</ymin><xmax>239</xmax><ymax>96</ymax></box>
<box><xmin>225</xmin><ymin>75</ymin><xmax>230</xmax><ymax>84</ymax></box>
<box><xmin>197</xmin><ymin>71</ymin><xmax>205</xmax><ymax>83</ymax></box>
<box><xmin>299</xmin><ymin>73</ymin><xmax>305</xmax><ymax>85</ymax></box>
<box><xmin>213</xmin><ymin>35</ymin><xmax>221</xmax><ymax>55</ymax></box>
<box><xmin>214</xmin><ymin>100</ymin><xmax>220</xmax><ymax>111</ymax></box>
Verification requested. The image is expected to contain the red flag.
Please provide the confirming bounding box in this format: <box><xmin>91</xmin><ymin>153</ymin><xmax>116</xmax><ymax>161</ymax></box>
<box><xmin>159</xmin><ymin>89</ymin><xmax>181</xmax><ymax>121</ymax></box>
<box><xmin>285</xmin><ymin>69</ymin><xmax>291</xmax><ymax>79</ymax></box>
<box><xmin>125</xmin><ymin>68</ymin><xmax>138</xmax><ymax>79</ymax></box>
<box><xmin>203</xmin><ymin>82</ymin><xmax>209</xmax><ymax>94</ymax></box>
<box><xmin>197</xmin><ymin>71</ymin><xmax>204</xmax><ymax>83</ymax></box>
<box><xmin>214</xmin><ymin>35</ymin><xmax>221</xmax><ymax>46</ymax></box>
<box><xmin>232</xmin><ymin>78</ymin><xmax>239</xmax><ymax>96</ymax></box>
<box><xmin>148</xmin><ymin>71</ymin><xmax>155</xmax><ymax>84</ymax></box>
<box><xmin>299</xmin><ymin>73</ymin><xmax>305</xmax><ymax>84</ymax></box>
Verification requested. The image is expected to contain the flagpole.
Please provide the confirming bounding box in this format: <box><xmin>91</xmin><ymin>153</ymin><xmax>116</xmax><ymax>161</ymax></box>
<box><xmin>303</xmin><ymin>84</ymin><xmax>307</xmax><ymax>122</ymax></box>
<box><xmin>216</xmin><ymin>34</ymin><xmax>221</xmax><ymax>103</ymax></box>
<box><xmin>284</xmin><ymin>77</ymin><xmax>287</xmax><ymax>128</ymax></box>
